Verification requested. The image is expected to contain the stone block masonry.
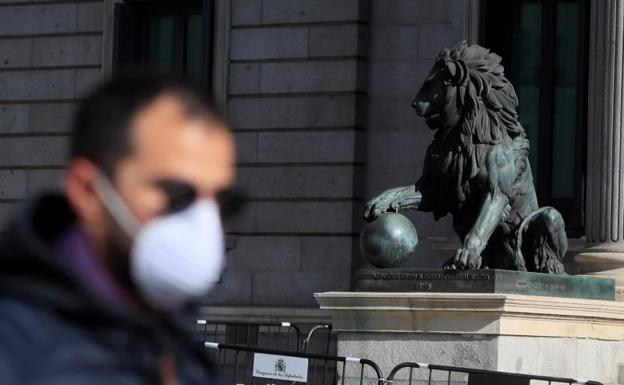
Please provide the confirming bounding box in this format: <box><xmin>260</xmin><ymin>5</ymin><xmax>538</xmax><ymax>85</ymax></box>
<box><xmin>0</xmin><ymin>0</ymin><xmax>466</xmax><ymax>309</ymax></box>
<box><xmin>0</xmin><ymin>0</ymin><xmax>103</xmax><ymax>225</ymax></box>
<box><xmin>363</xmin><ymin>0</ymin><xmax>465</xmax><ymax>271</ymax></box>
<box><xmin>222</xmin><ymin>0</ymin><xmax>370</xmax><ymax>306</ymax></box>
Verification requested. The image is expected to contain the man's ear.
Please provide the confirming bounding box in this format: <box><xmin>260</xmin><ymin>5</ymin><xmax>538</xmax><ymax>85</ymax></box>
<box><xmin>64</xmin><ymin>158</ymin><xmax>105</xmax><ymax>226</ymax></box>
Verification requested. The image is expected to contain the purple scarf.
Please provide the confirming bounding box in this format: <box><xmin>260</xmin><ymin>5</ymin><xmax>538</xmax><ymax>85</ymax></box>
<box><xmin>54</xmin><ymin>225</ymin><xmax>130</xmax><ymax>306</ymax></box>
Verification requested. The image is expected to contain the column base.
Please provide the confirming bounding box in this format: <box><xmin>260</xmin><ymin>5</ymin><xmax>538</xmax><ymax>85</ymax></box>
<box><xmin>575</xmin><ymin>243</ymin><xmax>624</xmax><ymax>301</ymax></box>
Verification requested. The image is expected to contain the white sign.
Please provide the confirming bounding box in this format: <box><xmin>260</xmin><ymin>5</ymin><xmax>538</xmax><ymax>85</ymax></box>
<box><xmin>252</xmin><ymin>353</ymin><xmax>309</xmax><ymax>383</ymax></box>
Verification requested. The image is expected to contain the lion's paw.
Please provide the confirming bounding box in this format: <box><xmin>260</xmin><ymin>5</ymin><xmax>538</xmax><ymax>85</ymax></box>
<box><xmin>443</xmin><ymin>248</ymin><xmax>482</xmax><ymax>270</ymax></box>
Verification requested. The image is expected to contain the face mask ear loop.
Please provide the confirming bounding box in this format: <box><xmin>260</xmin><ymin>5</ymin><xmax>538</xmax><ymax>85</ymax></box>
<box><xmin>93</xmin><ymin>173</ymin><xmax>141</xmax><ymax>239</ymax></box>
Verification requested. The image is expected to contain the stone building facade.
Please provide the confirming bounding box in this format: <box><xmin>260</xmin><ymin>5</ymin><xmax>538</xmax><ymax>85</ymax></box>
<box><xmin>0</xmin><ymin>0</ymin><xmax>621</xmax><ymax>321</ymax></box>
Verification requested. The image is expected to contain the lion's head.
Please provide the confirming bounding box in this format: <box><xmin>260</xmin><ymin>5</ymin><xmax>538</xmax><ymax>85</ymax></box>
<box><xmin>412</xmin><ymin>41</ymin><xmax>525</xmax><ymax>145</ymax></box>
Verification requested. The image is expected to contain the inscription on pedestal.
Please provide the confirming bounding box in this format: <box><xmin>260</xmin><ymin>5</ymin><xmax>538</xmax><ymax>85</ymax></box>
<box><xmin>355</xmin><ymin>269</ymin><xmax>615</xmax><ymax>301</ymax></box>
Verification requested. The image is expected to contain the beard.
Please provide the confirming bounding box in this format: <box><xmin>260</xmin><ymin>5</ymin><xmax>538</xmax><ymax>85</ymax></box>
<box><xmin>101</xmin><ymin>213</ymin><xmax>136</xmax><ymax>295</ymax></box>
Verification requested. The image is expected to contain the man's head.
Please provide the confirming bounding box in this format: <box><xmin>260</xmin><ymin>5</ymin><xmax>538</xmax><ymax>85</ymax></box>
<box><xmin>65</xmin><ymin>74</ymin><xmax>235</xmax><ymax>302</ymax></box>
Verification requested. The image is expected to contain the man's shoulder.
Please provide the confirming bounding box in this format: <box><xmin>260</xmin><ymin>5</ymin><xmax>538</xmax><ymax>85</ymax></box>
<box><xmin>0</xmin><ymin>296</ymin><xmax>65</xmax><ymax>381</ymax></box>
<box><xmin>0</xmin><ymin>296</ymin><xmax>66</xmax><ymax>353</ymax></box>
<box><xmin>0</xmin><ymin>296</ymin><xmax>130</xmax><ymax>383</ymax></box>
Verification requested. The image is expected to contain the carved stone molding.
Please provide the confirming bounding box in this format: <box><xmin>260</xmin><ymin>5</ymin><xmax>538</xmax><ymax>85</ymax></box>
<box><xmin>316</xmin><ymin>291</ymin><xmax>624</xmax><ymax>339</ymax></box>
<box><xmin>317</xmin><ymin>291</ymin><xmax>624</xmax><ymax>381</ymax></box>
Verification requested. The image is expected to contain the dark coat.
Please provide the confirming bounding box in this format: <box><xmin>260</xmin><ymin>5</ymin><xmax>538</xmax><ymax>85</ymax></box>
<box><xmin>0</xmin><ymin>194</ymin><xmax>219</xmax><ymax>385</ymax></box>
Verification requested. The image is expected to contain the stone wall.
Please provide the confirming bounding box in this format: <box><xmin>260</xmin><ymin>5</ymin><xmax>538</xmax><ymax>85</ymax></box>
<box><xmin>0</xmin><ymin>0</ymin><xmax>103</xmax><ymax>221</ymax></box>
<box><xmin>363</xmin><ymin>0</ymin><xmax>465</xmax><ymax>269</ymax></box>
<box><xmin>209</xmin><ymin>0</ymin><xmax>369</xmax><ymax>306</ymax></box>
<box><xmin>213</xmin><ymin>0</ymin><xmax>469</xmax><ymax>307</ymax></box>
<box><xmin>0</xmin><ymin>0</ymin><xmax>473</xmax><ymax>309</ymax></box>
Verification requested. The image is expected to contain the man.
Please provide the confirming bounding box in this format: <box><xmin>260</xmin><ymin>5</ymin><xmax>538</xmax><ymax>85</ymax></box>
<box><xmin>0</xmin><ymin>75</ymin><xmax>235</xmax><ymax>384</ymax></box>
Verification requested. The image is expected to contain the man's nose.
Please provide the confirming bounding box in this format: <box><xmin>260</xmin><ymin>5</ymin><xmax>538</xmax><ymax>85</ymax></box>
<box><xmin>413</xmin><ymin>100</ymin><xmax>430</xmax><ymax>116</ymax></box>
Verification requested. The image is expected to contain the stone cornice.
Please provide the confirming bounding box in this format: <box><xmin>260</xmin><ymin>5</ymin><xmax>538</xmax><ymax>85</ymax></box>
<box><xmin>315</xmin><ymin>292</ymin><xmax>624</xmax><ymax>340</ymax></box>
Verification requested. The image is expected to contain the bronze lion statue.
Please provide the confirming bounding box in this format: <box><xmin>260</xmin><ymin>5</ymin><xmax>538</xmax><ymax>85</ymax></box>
<box><xmin>364</xmin><ymin>41</ymin><xmax>568</xmax><ymax>274</ymax></box>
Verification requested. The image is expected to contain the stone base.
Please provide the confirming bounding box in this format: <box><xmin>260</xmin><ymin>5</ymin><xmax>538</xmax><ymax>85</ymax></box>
<box><xmin>575</xmin><ymin>245</ymin><xmax>624</xmax><ymax>301</ymax></box>
<box><xmin>315</xmin><ymin>292</ymin><xmax>624</xmax><ymax>384</ymax></box>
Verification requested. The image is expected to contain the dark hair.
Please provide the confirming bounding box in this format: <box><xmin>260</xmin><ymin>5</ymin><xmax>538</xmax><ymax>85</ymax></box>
<box><xmin>70</xmin><ymin>73</ymin><xmax>223</xmax><ymax>176</ymax></box>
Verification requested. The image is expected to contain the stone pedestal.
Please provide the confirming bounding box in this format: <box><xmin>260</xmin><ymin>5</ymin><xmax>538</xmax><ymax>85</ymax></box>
<box><xmin>576</xmin><ymin>246</ymin><xmax>624</xmax><ymax>301</ymax></box>
<box><xmin>315</xmin><ymin>292</ymin><xmax>624</xmax><ymax>384</ymax></box>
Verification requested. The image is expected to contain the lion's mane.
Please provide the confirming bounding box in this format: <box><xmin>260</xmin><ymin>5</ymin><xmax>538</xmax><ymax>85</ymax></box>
<box><xmin>425</xmin><ymin>41</ymin><xmax>529</xmax><ymax>216</ymax></box>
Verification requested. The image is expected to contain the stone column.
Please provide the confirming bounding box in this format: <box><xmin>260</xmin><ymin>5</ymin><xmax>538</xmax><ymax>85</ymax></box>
<box><xmin>575</xmin><ymin>0</ymin><xmax>624</xmax><ymax>300</ymax></box>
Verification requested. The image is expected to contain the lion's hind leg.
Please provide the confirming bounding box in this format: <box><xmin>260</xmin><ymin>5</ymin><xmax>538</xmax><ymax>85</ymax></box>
<box><xmin>519</xmin><ymin>207</ymin><xmax>568</xmax><ymax>274</ymax></box>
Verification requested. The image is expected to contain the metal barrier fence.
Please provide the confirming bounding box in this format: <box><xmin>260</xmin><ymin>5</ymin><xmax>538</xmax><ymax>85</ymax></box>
<box><xmin>194</xmin><ymin>319</ymin><xmax>335</xmax><ymax>355</ymax></box>
<box><xmin>194</xmin><ymin>321</ymin><xmax>604</xmax><ymax>385</ymax></box>
<box><xmin>386</xmin><ymin>362</ymin><xmax>604</xmax><ymax>385</ymax></box>
<box><xmin>204</xmin><ymin>342</ymin><xmax>384</xmax><ymax>385</ymax></box>
<box><xmin>200</xmin><ymin>346</ymin><xmax>605</xmax><ymax>385</ymax></box>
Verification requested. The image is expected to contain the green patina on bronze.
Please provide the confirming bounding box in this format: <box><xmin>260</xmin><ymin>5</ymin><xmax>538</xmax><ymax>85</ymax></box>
<box><xmin>355</xmin><ymin>269</ymin><xmax>616</xmax><ymax>301</ymax></box>
<box><xmin>364</xmin><ymin>42</ymin><xmax>567</xmax><ymax>274</ymax></box>
<box><xmin>359</xmin><ymin>213</ymin><xmax>418</xmax><ymax>268</ymax></box>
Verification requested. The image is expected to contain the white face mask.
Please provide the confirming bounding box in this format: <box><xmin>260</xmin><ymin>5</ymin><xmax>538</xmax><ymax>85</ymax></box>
<box><xmin>94</xmin><ymin>174</ymin><xmax>225</xmax><ymax>311</ymax></box>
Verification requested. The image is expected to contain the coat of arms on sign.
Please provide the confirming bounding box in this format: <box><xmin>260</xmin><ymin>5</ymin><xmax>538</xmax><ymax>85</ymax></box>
<box><xmin>275</xmin><ymin>359</ymin><xmax>286</xmax><ymax>372</ymax></box>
